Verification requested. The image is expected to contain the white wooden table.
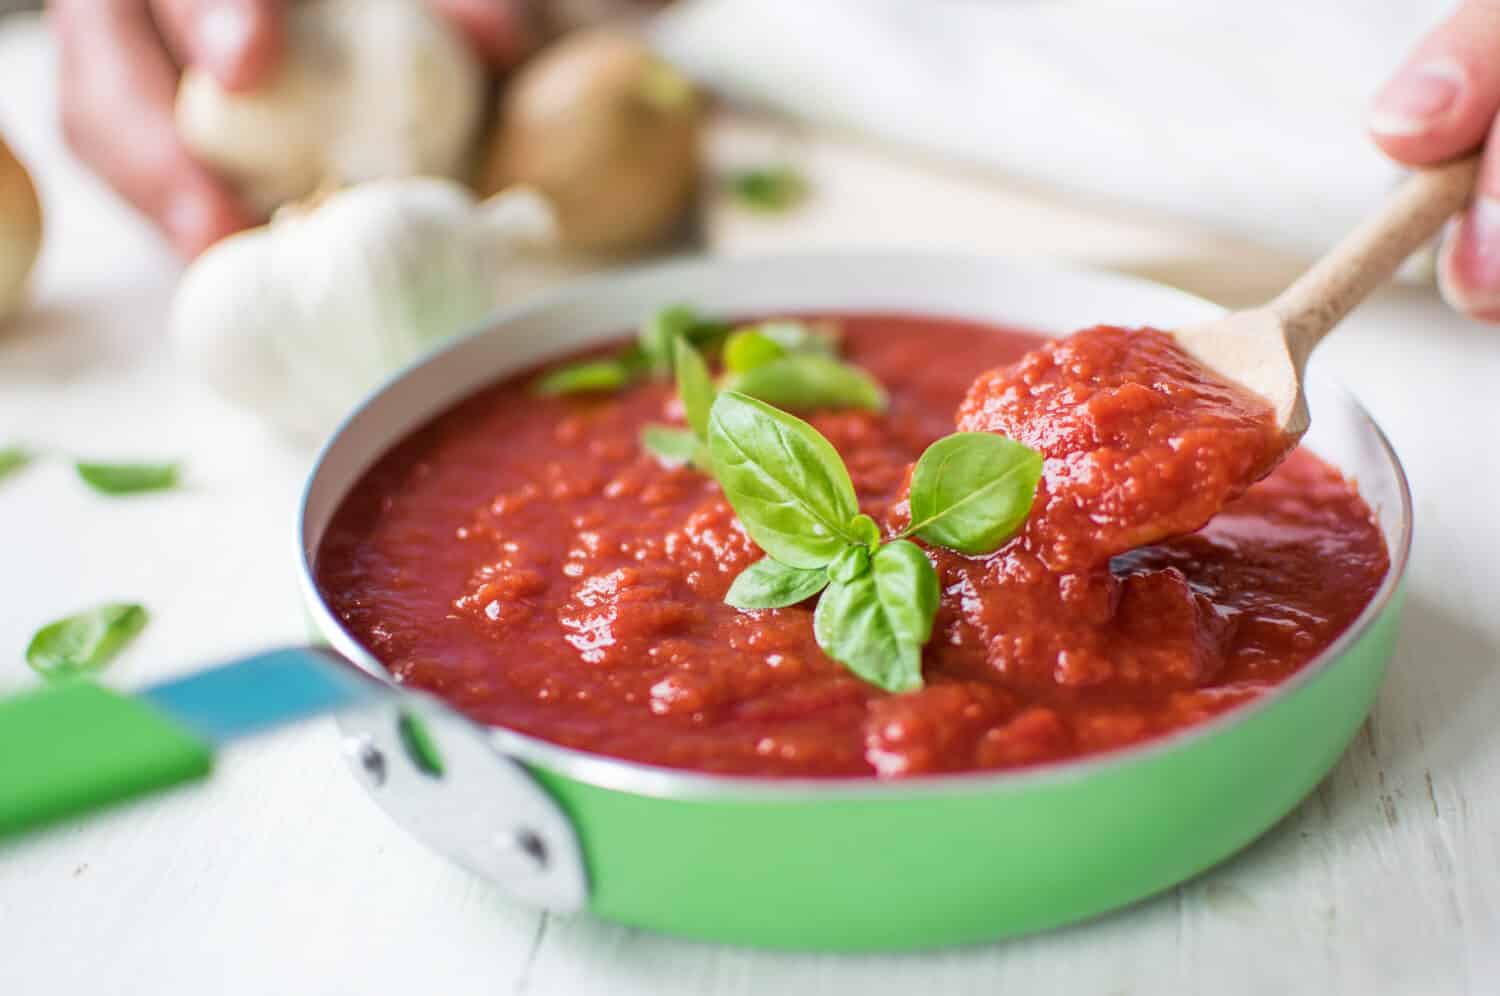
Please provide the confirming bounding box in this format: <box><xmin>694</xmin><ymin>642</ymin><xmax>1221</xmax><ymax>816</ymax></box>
<box><xmin>3</xmin><ymin>17</ymin><xmax>1498</xmax><ymax>996</ymax></box>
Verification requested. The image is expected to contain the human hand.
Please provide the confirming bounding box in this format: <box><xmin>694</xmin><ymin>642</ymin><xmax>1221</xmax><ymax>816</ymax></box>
<box><xmin>52</xmin><ymin>0</ymin><xmax>532</xmax><ymax>258</ymax></box>
<box><xmin>1370</xmin><ymin>0</ymin><xmax>1500</xmax><ymax>320</ymax></box>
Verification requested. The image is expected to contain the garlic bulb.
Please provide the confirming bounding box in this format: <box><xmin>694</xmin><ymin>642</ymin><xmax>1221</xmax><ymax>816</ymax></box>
<box><xmin>176</xmin><ymin>0</ymin><xmax>485</xmax><ymax>217</ymax></box>
<box><xmin>0</xmin><ymin>133</ymin><xmax>41</xmax><ymax>323</ymax></box>
<box><xmin>170</xmin><ymin>178</ymin><xmax>557</xmax><ymax>441</ymax></box>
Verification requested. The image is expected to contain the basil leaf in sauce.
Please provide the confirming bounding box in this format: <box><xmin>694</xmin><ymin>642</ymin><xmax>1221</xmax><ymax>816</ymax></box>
<box><xmin>75</xmin><ymin>461</ymin><xmax>179</xmax><ymax>495</ymax></box>
<box><xmin>707</xmin><ymin>392</ymin><xmax>860</xmax><ymax>569</ymax></box>
<box><xmin>724</xmin><ymin>322</ymin><xmax>840</xmax><ymax>375</ymax></box>
<box><xmin>847</xmin><ymin>512</ymin><xmax>882</xmax><ymax>552</ymax></box>
<box><xmin>870</xmin><ymin>540</ymin><xmax>940</xmax><ymax>648</ymax></box>
<box><xmin>0</xmin><ymin>445</ymin><xmax>31</xmax><ymax>482</ymax></box>
<box><xmin>722</xmin><ymin>328</ymin><xmax>786</xmax><ymax>374</ymax></box>
<box><xmin>640</xmin><ymin>304</ymin><xmax>701</xmax><ymax>371</ymax></box>
<box><xmin>730</xmin><ymin>166</ymin><xmax>807</xmax><ymax>214</ymax></box>
<box><xmin>673</xmin><ymin>335</ymin><xmax>716</xmax><ymax>441</ymax></box>
<box><xmin>724</xmin><ymin>559</ymin><xmax>830</xmax><ymax>610</ymax></box>
<box><xmin>722</xmin><ymin>354</ymin><xmax>886</xmax><ymax>413</ymax></box>
<box><xmin>533</xmin><ymin>359</ymin><xmax>639</xmax><ymax>396</ymax></box>
<box><xmin>813</xmin><ymin>566</ymin><xmax>925</xmax><ymax>694</ymax></box>
<box><xmin>639</xmin><ymin>305</ymin><xmax>730</xmax><ymax>374</ymax></box>
<box><xmin>640</xmin><ymin>425</ymin><xmax>707</xmax><ymax>469</ymax></box>
<box><xmin>26</xmin><ymin>602</ymin><xmax>148</xmax><ymax>681</ymax></box>
<box><xmin>904</xmin><ymin>432</ymin><xmax>1043</xmax><ymax>554</ymax></box>
<box><xmin>754</xmin><ymin>320</ymin><xmax>839</xmax><ymax>355</ymax></box>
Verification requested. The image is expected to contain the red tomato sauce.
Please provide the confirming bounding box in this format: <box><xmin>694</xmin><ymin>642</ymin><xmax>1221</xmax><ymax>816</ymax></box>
<box><xmin>316</xmin><ymin>315</ymin><xmax>1390</xmax><ymax>778</ymax></box>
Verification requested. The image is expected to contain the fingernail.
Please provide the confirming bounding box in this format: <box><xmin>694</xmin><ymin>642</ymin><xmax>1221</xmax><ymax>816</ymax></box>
<box><xmin>197</xmin><ymin>3</ymin><xmax>254</xmax><ymax>81</ymax></box>
<box><xmin>1370</xmin><ymin>58</ymin><xmax>1465</xmax><ymax>137</ymax></box>
<box><xmin>1438</xmin><ymin>196</ymin><xmax>1500</xmax><ymax>316</ymax></box>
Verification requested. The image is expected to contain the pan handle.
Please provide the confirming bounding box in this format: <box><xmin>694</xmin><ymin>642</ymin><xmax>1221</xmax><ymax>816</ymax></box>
<box><xmin>335</xmin><ymin>692</ymin><xmax>590</xmax><ymax>914</ymax></box>
<box><xmin>0</xmin><ymin>681</ymin><xmax>215</xmax><ymax>840</ymax></box>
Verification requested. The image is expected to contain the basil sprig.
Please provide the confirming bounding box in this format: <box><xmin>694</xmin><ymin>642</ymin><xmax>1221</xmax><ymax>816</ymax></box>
<box><xmin>26</xmin><ymin>602</ymin><xmax>148</xmax><ymax>681</ymax></box>
<box><xmin>706</xmin><ymin>392</ymin><xmax>1042</xmax><ymax>692</ymax></box>
<box><xmin>638</xmin><ymin>315</ymin><xmax>883</xmax><ymax>469</ymax></box>
<box><xmin>533</xmin><ymin>305</ymin><xmax>728</xmax><ymax>396</ymax></box>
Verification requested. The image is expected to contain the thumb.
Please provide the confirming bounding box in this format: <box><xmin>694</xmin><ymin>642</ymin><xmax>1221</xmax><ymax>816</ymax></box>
<box><xmin>1369</xmin><ymin>0</ymin><xmax>1500</xmax><ymax>165</ymax></box>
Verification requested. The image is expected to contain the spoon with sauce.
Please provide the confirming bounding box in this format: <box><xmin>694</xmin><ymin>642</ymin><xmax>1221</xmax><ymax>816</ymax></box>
<box><xmin>959</xmin><ymin>154</ymin><xmax>1478</xmax><ymax>564</ymax></box>
<box><xmin>1174</xmin><ymin>153</ymin><xmax>1480</xmax><ymax>442</ymax></box>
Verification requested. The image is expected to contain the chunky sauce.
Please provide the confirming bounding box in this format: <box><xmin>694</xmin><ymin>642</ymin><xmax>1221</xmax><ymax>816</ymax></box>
<box><xmin>317</xmin><ymin>315</ymin><xmax>1389</xmax><ymax>777</ymax></box>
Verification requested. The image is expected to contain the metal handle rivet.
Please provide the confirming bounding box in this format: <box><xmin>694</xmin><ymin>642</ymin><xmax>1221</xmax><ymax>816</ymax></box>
<box><xmin>496</xmin><ymin>828</ymin><xmax>549</xmax><ymax>873</ymax></box>
<box><xmin>345</xmin><ymin>736</ymin><xmax>387</xmax><ymax>788</ymax></box>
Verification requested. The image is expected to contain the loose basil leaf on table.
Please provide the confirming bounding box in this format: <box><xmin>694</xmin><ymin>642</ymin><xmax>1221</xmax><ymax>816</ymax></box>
<box><xmin>0</xmin><ymin>445</ymin><xmax>31</xmax><ymax>481</ymax></box>
<box><xmin>904</xmin><ymin>432</ymin><xmax>1043</xmax><ymax>554</ymax></box>
<box><xmin>640</xmin><ymin>425</ymin><xmax>706</xmax><ymax>468</ymax></box>
<box><xmin>730</xmin><ymin>166</ymin><xmax>808</xmax><ymax>213</ymax></box>
<box><xmin>706</xmin><ymin>392</ymin><xmax>861</xmax><ymax>569</ymax></box>
<box><xmin>26</xmin><ymin>602</ymin><xmax>149</xmax><ymax>681</ymax></box>
<box><xmin>724</xmin><ymin>559</ymin><xmax>830</xmax><ymax>610</ymax></box>
<box><xmin>75</xmin><ymin>461</ymin><xmax>180</xmax><ymax>495</ymax></box>
<box><xmin>722</xmin><ymin>354</ymin><xmax>886</xmax><ymax>413</ymax></box>
<box><xmin>672</xmin><ymin>335</ymin><xmax>716</xmax><ymax>440</ymax></box>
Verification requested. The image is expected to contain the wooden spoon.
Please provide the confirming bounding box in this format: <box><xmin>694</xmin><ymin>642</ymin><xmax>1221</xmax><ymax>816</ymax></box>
<box><xmin>1173</xmin><ymin>155</ymin><xmax>1480</xmax><ymax>442</ymax></box>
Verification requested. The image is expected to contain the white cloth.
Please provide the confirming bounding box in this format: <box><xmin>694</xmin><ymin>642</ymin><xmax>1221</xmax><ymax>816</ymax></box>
<box><xmin>655</xmin><ymin>0</ymin><xmax>1449</xmax><ymax>257</ymax></box>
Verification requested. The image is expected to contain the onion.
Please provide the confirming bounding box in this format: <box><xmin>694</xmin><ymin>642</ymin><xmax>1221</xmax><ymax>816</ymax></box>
<box><xmin>481</xmin><ymin>30</ymin><xmax>702</xmax><ymax>252</ymax></box>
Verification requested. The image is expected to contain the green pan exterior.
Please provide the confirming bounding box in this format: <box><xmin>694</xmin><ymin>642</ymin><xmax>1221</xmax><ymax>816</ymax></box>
<box><xmin>529</xmin><ymin>590</ymin><xmax>1401</xmax><ymax>952</ymax></box>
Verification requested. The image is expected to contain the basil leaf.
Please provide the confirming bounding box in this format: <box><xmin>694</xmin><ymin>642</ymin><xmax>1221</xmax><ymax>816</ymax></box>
<box><xmin>641</xmin><ymin>424</ymin><xmax>707</xmax><ymax>469</ymax></box>
<box><xmin>533</xmin><ymin>359</ymin><xmax>636</xmax><ymax>396</ymax></box>
<box><xmin>723</xmin><ymin>354</ymin><xmax>886</xmax><ymax>413</ymax></box>
<box><xmin>848</xmin><ymin>513</ymin><xmax>881</xmax><ymax>551</ymax></box>
<box><xmin>0</xmin><ymin>445</ymin><xmax>31</xmax><ymax>481</ymax></box>
<box><xmin>828</xmin><ymin>545</ymin><xmax>871</xmax><ymax>584</ymax></box>
<box><xmin>724</xmin><ymin>559</ymin><xmax>829</xmax><ymax>610</ymax></box>
<box><xmin>730</xmin><ymin>166</ymin><xmax>807</xmax><ymax>213</ymax></box>
<box><xmin>905</xmin><ymin>432</ymin><xmax>1044</xmax><ymax>554</ymax></box>
<box><xmin>26</xmin><ymin>602</ymin><xmax>148</xmax><ymax>681</ymax></box>
<box><xmin>753</xmin><ymin>320</ymin><xmax>839</xmax><ymax>355</ymax></box>
<box><xmin>75</xmin><ymin>461</ymin><xmax>179</xmax><ymax>495</ymax></box>
<box><xmin>672</xmin><ymin>336</ymin><xmax>716</xmax><ymax>440</ymax></box>
<box><xmin>813</xmin><ymin>567</ymin><xmax>924</xmax><ymax>693</ymax></box>
<box><xmin>871</xmin><ymin>540</ymin><xmax>939</xmax><ymax>648</ymax></box>
<box><xmin>722</xmin><ymin>329</ymin><xmax>787</xmax><ymax>374</ymax></box>
<box><xmin>640</xmin><ymin>305</ymin><xmax>701</xmax><ymax>371</ymax></box>
<box><xmin>707</xmin><ymin>392</ymin><xmax>860</xmax><ymax>569</ymax></box>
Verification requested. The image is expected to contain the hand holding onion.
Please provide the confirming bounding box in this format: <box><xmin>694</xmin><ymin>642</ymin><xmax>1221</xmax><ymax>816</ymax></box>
<box><xmin>51</xmin><ymin>0</ymin><xmax>532</xmax><ymax>257</ymax></box>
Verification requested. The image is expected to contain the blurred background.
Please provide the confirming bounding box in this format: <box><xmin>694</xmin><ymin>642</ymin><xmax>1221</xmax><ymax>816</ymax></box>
<box><xmin>0</xmin><ymin>1</ymin><xmax>1451</xmax><ymax>445</ymax></box>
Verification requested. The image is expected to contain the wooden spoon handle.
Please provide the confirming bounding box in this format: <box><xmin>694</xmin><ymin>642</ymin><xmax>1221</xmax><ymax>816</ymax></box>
<box><xmin>1271</xmin><ymin>155</ymin><xmax>1480</xmax><ymax>365</ymax></box>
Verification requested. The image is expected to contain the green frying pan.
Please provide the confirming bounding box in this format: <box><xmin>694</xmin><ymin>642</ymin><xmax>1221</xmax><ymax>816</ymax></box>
<box><xmin>0</xmin><ymin>254</ymin><xmax>1409</xmax><ymax>950</ymax></box>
